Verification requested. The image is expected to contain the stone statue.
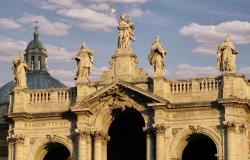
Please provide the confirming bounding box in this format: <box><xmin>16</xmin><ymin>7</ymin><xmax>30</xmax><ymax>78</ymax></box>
<box><xmin>118</xmin><ymin>13</ymin><xmax>135</xmax><ymax>49</ymax></box>
<box><xmin>73</xmin><ymin>42</ymin><xmax>94</xmax><ymax>82</ymax></box>
<box><xmin>148</xmin><ymin>36</ymin><xmax>167</xmax><ymax>74</ymax></box>
<box><xmin>12</xmin><ymin>52</ymin><xmax>29</xmax><ymax>89</ymax></box>
<box><xmin>217</xmin><ymin>35</ymin><xmax>238</xmax><ymax>73</ymax></box>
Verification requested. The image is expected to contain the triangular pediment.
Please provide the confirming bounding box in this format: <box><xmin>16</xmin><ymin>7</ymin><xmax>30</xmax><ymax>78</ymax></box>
<box><xmin>71</xmin><ymin>80</ymin><xmax>170</xmax><ymax>112</ymax></box>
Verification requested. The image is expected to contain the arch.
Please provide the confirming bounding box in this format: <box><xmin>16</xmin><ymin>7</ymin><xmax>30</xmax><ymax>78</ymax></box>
<box><xmin>93</xmin><ymin>103</ymin><xmax>152</xmax><ymax>133</ymax></box>
<box><xmin>107</xmin><ymin>108</ymin><xmax>146</xmax><ymax>160</ymax></box>
<box><xmin>170</xmin><ymin>127</ymin><xmax>222</xmax><ymax>159</ymax></box>
<box><xmin>27</xmin><ymin>136</ymin><xmax>73</xmax><ymax>160</ymax></box>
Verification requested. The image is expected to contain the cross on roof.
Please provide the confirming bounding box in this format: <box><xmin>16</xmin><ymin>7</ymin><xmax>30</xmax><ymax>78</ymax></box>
<box><xmin>34</xmin><ymin>20</ymin><xmax>39</xmax><ymax>31</ymax></box>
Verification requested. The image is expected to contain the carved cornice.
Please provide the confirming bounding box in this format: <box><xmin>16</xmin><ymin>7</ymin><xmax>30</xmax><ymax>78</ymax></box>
<box><xmin>7</xmin><ymin>134</ymin><xmax>24</xmax><ymax>144</ymax></box>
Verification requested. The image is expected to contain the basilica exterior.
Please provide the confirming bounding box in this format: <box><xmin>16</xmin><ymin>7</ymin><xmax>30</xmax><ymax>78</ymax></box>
<box><xmin>0</xmin><ymin>14</ymin><xmax>250</xmax><ymax>160</ymax></box>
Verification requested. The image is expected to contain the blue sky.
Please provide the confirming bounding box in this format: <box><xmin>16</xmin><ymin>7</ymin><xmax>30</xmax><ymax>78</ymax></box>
<box><xmin>0</xmin><ymin>0</ymin><xmax>250</xmax><ymax>86</ymax></box>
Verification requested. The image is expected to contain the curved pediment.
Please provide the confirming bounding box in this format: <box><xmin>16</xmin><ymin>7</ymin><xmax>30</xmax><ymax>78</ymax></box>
<box><xmin>71</xmin><ymin>80</ymin><xmax>170</xmax><ymax>113</ymax></box>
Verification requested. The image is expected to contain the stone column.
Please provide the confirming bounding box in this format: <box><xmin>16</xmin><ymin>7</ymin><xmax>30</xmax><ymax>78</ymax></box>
<box><xmin>238</xmin><ymin>122</ymin><xmax>248</xmax><ymax>160</ymax></box>
<box><xmin>8</xmin><ymin>142</ymin><xmax>14</xmax><ymax>160</ymax></box>
<box><xmin>86</xmin><ymin>134</ymin><xmax>92</xmax><ymax>160</ymax></box>
<box><xmin>78</xmin><ymin>130</ymin><xmax>89</xmax><ymax>160</ymax></box>
<box><xmin>102</xmin><ymin>135</ymin><xmax>110</xmax><ymax>160</ymax></box>
<box><xmin>224</xmin><ymin>121</ymin><xmax>236</xmax><ymax>160</ymax></box>
<box><xmin>93</xmin><ymin>131</ymin><xmax>105</xmax><ymax>160</ymax></box>
<box><xmin>154</xmin><ymin>124</ymin><xmax>166</xmax><ymax>160</ymax></box>
<box><xmin>7</xmin><ymin>135</ymin><xmax>24</xmax><ymax>160</ymax></box>
<box><xmin>145</xmin><ymin>128</ymin><xmax>154</xmax><ymax>160</ymax></box>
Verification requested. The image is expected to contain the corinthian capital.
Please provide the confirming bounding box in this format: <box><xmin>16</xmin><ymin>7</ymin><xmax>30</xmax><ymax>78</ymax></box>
<box><xmin>75</xmin><ymin>129</ymin><xmax>90</xmax><ymax>139</ymax></box>
<box><xmin>223</xmin><ymin>121</ymin><xmax>236</xmax><ymax>131</ymax></box>
<box><xmin>153</xmin><ymin>124</ymin><xmax>166</xmax><ymax>134</ymax></box>
<box><xmin>7</xmin><ymin>134</ymin><xmax>24</xmax><ymax>144</ymax></box>
<box><xmin>92</xmin><ymin>131</ymin><xmax>109</xmax><ymax>142</ymax></box>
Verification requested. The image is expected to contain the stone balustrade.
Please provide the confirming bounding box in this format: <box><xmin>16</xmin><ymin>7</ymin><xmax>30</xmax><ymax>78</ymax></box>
<box><xmin>170</xmin><ymin>77</ymin><xmax>221</xmax><ymax>94</ymax></box>
<box><xmin>27</xmin><ymin>87</ymin><xmax>77</xmax><ymax>104</ymax></box>
<box><xmin>170</xmin><ymin>80</ymin><xmax>192</xmax><ymax>93</ymax></box>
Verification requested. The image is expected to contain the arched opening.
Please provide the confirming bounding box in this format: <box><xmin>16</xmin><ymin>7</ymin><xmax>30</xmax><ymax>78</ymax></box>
<box><xmin>38</xmin><ymin>56</ymin><xmax>41</xmax><ymax>70</ymax></box>
<box><xmin>43</xmin><ymin>142</ymin><xmax>71</xmax><ymax>160</ymax></box>
<box><xmin>31</xmin><ymin>56</ymin><xmax>34</xmax><ymax>69</ymax></box>
<box><xmin>182</xmin><ymin>133</ymin><xmax>217</xmax><ymax>160</ymax></box>
<box><xmin>108</xmin><ymin>108</ymin><xmax>146</xmax><ymax>160</ymax></box>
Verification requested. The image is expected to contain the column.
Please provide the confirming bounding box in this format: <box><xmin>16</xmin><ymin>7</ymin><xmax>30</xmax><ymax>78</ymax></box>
<box><xmin>102</xmin><ymin>135</ymin><xmax>110</xmax><ymax>160</ymax></box>
<box><xmin>78</xmin><ymin>131</ymin><xmax>89</xmax><ymax>160</ymax></box>
<box><xmin>145</xmin><ymin>128</ymin><xmax>154</xmax><ymax>160</ymax></box>
<box><xmin>224</xmin><ymin>121</ymin><xmax>236</xmax><ymax>160</ymax></box>
<box><xmin>238</xmin><ymin>122</ymin><xmax>248</xmax><ymax>160</ymax></box>
<box><xmin>8</xmin><ymin>141</ymin><xmax>14</xmax><ymax>160</ymax></box>
<box><xmin>86</xmin><ymin>134</ymin><xmax>92</xmax><ymax>160</ymax></box>
<box><xmin>154</xmin><ymin>124</ymin><xmax>166</xmax><ymax>160</ymax></box>
<box><xmin>93</xmin><ymin>131</ymin><xmax>105</xmax><ymax>160</ymax></box>
<box><xmin>7</xmin><ymin>135</ymin><xmax>24</xmax><ymax>160</ymax></box>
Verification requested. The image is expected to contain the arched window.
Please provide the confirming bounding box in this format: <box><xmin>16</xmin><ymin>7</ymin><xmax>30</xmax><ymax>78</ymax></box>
<box><xmin>31</xmin><ymin>56</ymin><xmax>35</xmax><ymax>70</ymax></box>
<box><xmin>38</xmin><ymin>56</ymin><xmax>41</xmax><ymax>70</ymax></box>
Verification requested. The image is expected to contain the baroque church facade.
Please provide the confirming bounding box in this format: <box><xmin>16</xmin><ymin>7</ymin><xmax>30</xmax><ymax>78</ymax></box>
<box><xmin>0</xmin><ymin>14</ymin><xmax>250</xmax><ymax>160</ymax></box>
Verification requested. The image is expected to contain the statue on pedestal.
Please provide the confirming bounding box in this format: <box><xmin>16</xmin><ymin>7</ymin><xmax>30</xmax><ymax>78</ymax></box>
<box><xmin>118</xmin><ymin>13</ymin><xmax>135</xmax><ymax>50</ymax></box>
<box><xmin>73</xmin><ymin>42</ymin><xmax>94</xmax><ymax>82</ymax></box>
<box><xmin>148</xmin><ymin>36</ymin><xmax>167</xmax><ymax>75</ymax></box>
<box><xmin>12</xmin><ymin>52</ymin><xmax>29</xmax><ymax>89</ymax></box>
<box><xmin>217</xmin><ymin>35</ymin><xmax>238</xmax><ymax>73</ymax></box>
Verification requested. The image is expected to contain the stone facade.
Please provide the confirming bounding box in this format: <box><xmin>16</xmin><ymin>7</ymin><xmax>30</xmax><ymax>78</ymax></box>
<box><xmin>1</xmin><ymin>16</ymin><xmax>250</xmax><ymax>160</ymax></box>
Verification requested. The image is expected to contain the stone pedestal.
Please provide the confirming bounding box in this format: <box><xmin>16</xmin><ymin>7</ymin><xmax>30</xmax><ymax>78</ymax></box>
<box><xmin>76</xmin><ymin>82</ymin><xmax>91</xmax><ymax>102</ymax></box>
<box><xmin>100</xmin><ymin>48</ymin><xmax>147</xmax><ymax>82</ymax></box>
<box><xmin>12</xmin><ymin>88</ymin><xmax>27</xmax><ymax>113</ymax></box>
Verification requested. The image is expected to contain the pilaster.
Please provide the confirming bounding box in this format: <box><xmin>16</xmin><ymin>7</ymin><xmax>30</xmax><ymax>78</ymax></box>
<box><xmin>76</xmin><ymin>130</ymin><xmax>90</xmax><ymax>160</ymax></box>
<box><xmin>7</xmin><ymin>135</ymin><xmax>24</xmax><ymax>160</ymax></box>
<box><xmin>154</xmin><ymin>124</ymin><xmax>166</xmax><ymax>160</ymax></box>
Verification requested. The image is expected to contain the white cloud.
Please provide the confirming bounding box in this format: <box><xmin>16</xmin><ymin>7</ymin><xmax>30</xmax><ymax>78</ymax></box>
<box><xmin>88</xmin><ymin>3</ymin><xmax>111</xmax><ymax>12</ymax></box>
<box><xmin>179</xmin><ymin>20</ymin><xmax>250</xmax><ymax>55</ymax></box>
<box><xmin>126</xmin><ymin>7</ymin><xmax>153</xmax><ymax>18</ymax></box>
<box><xmin>0</xmin><ymin>18</ymin><xmax>22</xmax><ymax>29</ymax></box>
<box><xmin>18</xmin><ymin>13</ymin><xmax>71</xmax><ymax>36</ymax></box>
<box><xmin>239</xmin><ymin>66</ymin><xmax>250</xmax><ymax>75</ymax></box>
<box><xmin>0</xmin><ymin>35</ymin><xmax>74</xmax><ymax>62</ymax></box>
<box><xmin>57</xmin><ymin>8</ymin><xmax>118</xmax><ymax>32</ymax></box>
<box><xmin>0</xmin><ymin>36</ymin><xmax>27</xmax><ymax>61</ymax></box>
<box><xmin>49</xmin><ymin>69</ymin><xmax>75</xmax><ymax>86</ymax></box>
<box><xmin>49</xmin><ymin>66</ymin><xmax>108</xmax><ymax>87</ymax></box>
<box><xmin>45</xmin><ymin>44</ymin><xmax>75</xmax><ymax>60</ymax></box>
<box><xmin>169</xmin><ymin>64</ymin><xmax>220</xmax><ymax>79</ymax></box>
<box><xmin>24</xmin><ymin>0</ymin><xmax>82</xmax><ymax>10</ymax></box>
<box><xmin>89</xmin><ymin>0</ymin><xmax>149</xmax><ymax>4</ymax></box>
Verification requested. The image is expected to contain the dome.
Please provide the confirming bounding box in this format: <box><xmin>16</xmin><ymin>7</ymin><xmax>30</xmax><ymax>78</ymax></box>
<box><xmin>26</xmin><ymin>30</ymin><xmax>45</xmax><ymax>50</ymax></box>
<box><xmin>0</xmin><ymin>71</ymin><xmax>66</xmax><ymax>105</ymax></box>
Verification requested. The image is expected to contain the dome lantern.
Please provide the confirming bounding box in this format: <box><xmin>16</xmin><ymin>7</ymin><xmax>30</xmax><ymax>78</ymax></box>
<box><xmin>24</xmin><ymin>20</ymin><xmax>48</xmax><ymax>72</ymax></box>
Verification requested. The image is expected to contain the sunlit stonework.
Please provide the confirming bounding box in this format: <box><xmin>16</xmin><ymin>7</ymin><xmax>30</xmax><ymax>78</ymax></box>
<box><xmin>0</xmin><ymin>14</ymin><xmax>249</xmax><ymax>160</ymax></box>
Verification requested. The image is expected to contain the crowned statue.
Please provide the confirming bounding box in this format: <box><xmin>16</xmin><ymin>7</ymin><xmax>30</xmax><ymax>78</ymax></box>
<box><xmin>118</xmin><ymin>13</ymin><xmax>135</xmax><ymax>50</ymax></box>
<box><xmin>148</xmin><ymin>36</ymin><xmax>167</xmax><ymax>75</ymax></box>
<box><xmin>73</xmin><ymin>42</ymin><xmax>94</xmax><ymax>82</ymax></box>
<box><xmin>12</xmin><ymin>52</ymin><xmax>29</xmax><ymax>89</ymax></box>
<box><xmin>217</xmin><ymin>35</ymin><xmax>238</xmax><ymax>73</ymax></box>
